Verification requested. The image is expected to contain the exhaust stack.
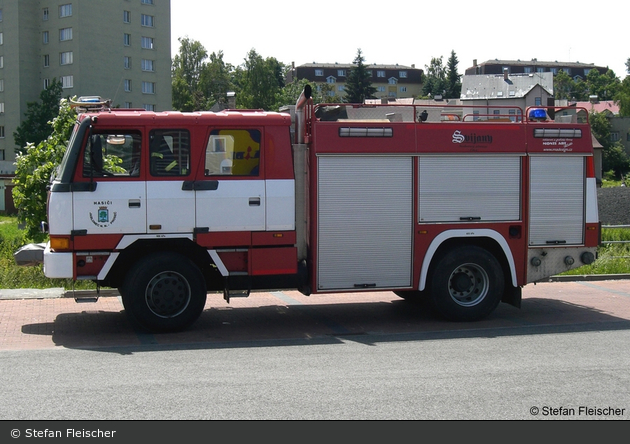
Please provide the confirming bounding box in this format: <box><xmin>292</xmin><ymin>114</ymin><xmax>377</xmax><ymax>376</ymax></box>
<box><xmin>295</xmin><ymin>85</ymin><xmax>312</xmax><ymax>144</ymax></box>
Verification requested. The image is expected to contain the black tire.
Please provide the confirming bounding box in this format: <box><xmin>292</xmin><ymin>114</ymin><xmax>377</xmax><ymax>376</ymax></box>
<box><xmin>121</xmin><ymin>252</ymin><xmax>207</xmax><ymax>332</ymax></box>
<box><xmin>429</xmin><ymin>245</ymin><xmax>503</xmax><ymax>322</ymax></box>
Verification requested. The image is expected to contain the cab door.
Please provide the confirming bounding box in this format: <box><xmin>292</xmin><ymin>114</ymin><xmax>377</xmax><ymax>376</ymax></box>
<box><xmin>195</xmin><ymin>128</ymin><xmax>266</xmax><ymax>232</ymax></box>
<box><xmin>144</xmin><ymin>129</ymin><xmax>196</xmax><ymax>234</ymax></box>
<box><xmin>72</xmin><ymin>131</ymin><xmax>147</xmax><ymax>234</ymax></box>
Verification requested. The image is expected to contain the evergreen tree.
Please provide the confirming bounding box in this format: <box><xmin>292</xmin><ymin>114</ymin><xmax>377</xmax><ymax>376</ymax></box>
<box><xmin>344</xmin><ymin>49</ymin><xmax>376</xmax><ymax>103</ymax></box>
<box><xmin>445</xmin><ymin>50</ymin><xmax>462</xmax><ymax>99</ymax></box>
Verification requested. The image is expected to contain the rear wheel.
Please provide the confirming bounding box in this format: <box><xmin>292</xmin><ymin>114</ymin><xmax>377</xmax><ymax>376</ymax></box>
<box><xmin>121</xmin><ymin>252</ymin><xmax>207</xmax><ymax>332</ymax></box>
<box><xmin>429</xmin><ymin>246</ymin><xmax>503</xmax><ymax>321</ymax></box>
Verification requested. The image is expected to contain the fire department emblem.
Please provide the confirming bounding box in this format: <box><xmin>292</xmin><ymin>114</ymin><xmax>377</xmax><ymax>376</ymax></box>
<box><xmin>90</xmin><ymin>206</ymin><xmax>117</xmax><ymax>228</ymax></box>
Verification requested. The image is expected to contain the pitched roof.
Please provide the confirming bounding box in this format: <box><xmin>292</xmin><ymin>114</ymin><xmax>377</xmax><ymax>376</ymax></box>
<box><xmin>461</xmin><ymin>72</ymin><xmax>554</xmax><ymax>100</ymax></box>
<box><xmin>572</xmin><ymin>100</ymin><xmax>619</xmax><ymax>115</ymax></box>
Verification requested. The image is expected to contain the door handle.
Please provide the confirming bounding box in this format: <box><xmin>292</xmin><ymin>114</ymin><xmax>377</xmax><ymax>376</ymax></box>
<box><xmin>129</xmin><ymin>199</ymin><xmax>141</xmax><ymax>208</ymax></box>
<box><xmin>249</xmin><ymin>197</ymin><xmax>261</xmax><ymax>206</ymax></box>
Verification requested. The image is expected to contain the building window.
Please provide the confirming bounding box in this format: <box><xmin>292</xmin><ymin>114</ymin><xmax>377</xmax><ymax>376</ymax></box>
<box><xmin>141</xmin><ymin>36</ymin><xmax>154</xmax><ymax>49</ymax></box>
<box><xmin>43</xmin><ymin>8</ymin><xmax>49</xmax><ymax>20</ymax></box>
<box><xmin>550</xmin><ymin>68</ymin><xmax>558</xmax><ymax>75</ymax></box>
<box><xmin>509</xmin><ymin>109</ymin><xmax>516</xmax><ymax>122</ymax></box>
<box><xmin>0</xmin><ymin>126</ymin><xmax>4</xmax><ymax>138</ymax></box>
<box><xmin>142</xmin><ymin>81</ymin><xmax>156</xmax><ymax>94</ymax></box>
<box><xmin>337</xmin><ymin>86</ymin><xmax>344</xmax><ymax>92</ymax></box>
<box><xmin>141</xmin><ymin>0</ymin><xmax>154</xmax><ymax>4</ymax></box>
<box><xmin>141</xmin><ymin>14</ymin><xmax>154</xmax><ymax>27</ymax></box>
<box><xmin>141</xmin><ymin>59</ymin><xmax>154</xmax><ymax>72</ymax></box>
<box><xmin>124</xmin><ymin>56</ymin><xmax>131</xmax><ymax>69</ymax></box>
<box><xmin>0</xmin><ymin>79</ymin><xmax>3</xmax><ymax>92</ymax></box>
<box><xmin>124</xmin><ymin>33</ymin><xmax>131</xmax><ymax>46</ymax></box>
<box><xmin>124</xmin><ymin>102</ymin><xmax>132</xmax><ymax>109</ymax></box>
<box><xmin>144</xmin><ymin>104</ymin><xmax>155</xmax><ymax>111</ymax></box>
<box><xmin>43</xmin><ymin>31</ymin><xmax>49</xmax><ymax>44</ymax></box>
<box><xmin>0</xmin><ymin>56</ymin><xmax>3</xmax><ymax>69</ymax></box>
<box><xmin>524</xmin><ymin>67</ymin><xmax>532</xmax><ymax>73</ymax></box>
<box><xmin>0</xmin><ymin>9</ymin><xmax>3</xmax><ymax>22</ymax></box>
<box><xmin>59</xmin><ymin>27</ymin><xmax>73</xmax><ymax>41</ymax></box>
<box><xmin>377</xmin><ymin>70</ymin><xmax>385</xmax><ymax>78</ymax></box>
<box><xmin>44</xmin><ymin>78</ymin><xmax>51</xmax><ymax>89</ymax></box>
<box><xmin>59</xmin><ymin>4</ymin><xmax>72</xmax><ymax>18</ymax></box>
<box><xmin>388</xmin><ymin>77</ymin><xmax>398</xmax><ymax>85</ymax></box>
<box><xmin>611</xmin><ymin>132</ymin><xmax>620</xmax><ymax>142</ymax></box>
<box><xmin>43</xmin><ymin>54</ymin><xmax>50</xmax><ymax>67</ymax></box>
<box><xmin>124</xmin><ymin>79</ymin><xmax>132</xmax><ymax>92</ymax></box>
<box><xmin>337</xmin><ymin>69</ymin><xmax>346</xmax><ymax>77</ymax></box>
<box><xmin>315</xmin><ymin>69</ymin><xmax>323</xmax><ymax>76</ymax></box>
<box><xmin>0</xmin><ymin>32</ymin><xmax>3</xmax><ymax>45</ymax></box>
<box><xmin>326</xmin><ymin>76</ymin><xmax>336</xmax><ymax>84</ymax></box>
<box><xmin>399</xmin><ymin>71</ymin><xmax>407</xmax><ymax>78</ymax></box>
<box><xmin>399</xmin><ymin>86</ymin><xmax>407</xmax><ymax>93</ymax></box>
<box><xmin>0</xmin><ymin>103</ymin><xmax>4</xmax><ymax>114</ymax></box>
<box><xmin>60</xmin><ymin>51</ymin><xmax>73</xmax><ymax>65</ymax></box>
<box><xmin>60</xmin><ymin>75</ymin><xmax>73</xmax><ymax>88</ymax></box>
<box><xmin>535</xmin><ymin>97</ymin><xmax>542</xmax><ymax>106</ymax></box>
<box><xmin>123</xmin><ymin>11</ymin><xmax>131</xmax><ymax>23</ymax></box>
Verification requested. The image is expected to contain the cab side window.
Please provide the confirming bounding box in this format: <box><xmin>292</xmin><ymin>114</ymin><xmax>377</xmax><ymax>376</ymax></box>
<box><xmin>149</xmin><ymin>129</ymin><xmax>191</xmax><ymax>176</ymax></box>
<box><xmin>205</xmin><ymin>129</ymin><xmax>260</xmax><ymax>176</ymax></box>
<box><xmin>83</xmin><ymin>131</ymin><xmax>141</xmax><ymax>177</ymax></box>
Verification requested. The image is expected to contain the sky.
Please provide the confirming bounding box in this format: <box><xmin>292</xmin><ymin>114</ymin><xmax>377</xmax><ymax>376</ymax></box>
<box><xmin>170</xmin><ymin>1</ymin><xmax>628</xmax><ymax>79</ymax></box>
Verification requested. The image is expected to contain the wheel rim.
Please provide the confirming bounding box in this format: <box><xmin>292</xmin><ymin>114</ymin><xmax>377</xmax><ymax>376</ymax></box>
<box><xmin>145</xmin><ymin>271</ymin><xmax>191</xmax><ymax>318</ymax></box>
<box><xmin>447</xmin><ymin>263</ymin><xmax>489</xmax><ymax>307</ymax></box>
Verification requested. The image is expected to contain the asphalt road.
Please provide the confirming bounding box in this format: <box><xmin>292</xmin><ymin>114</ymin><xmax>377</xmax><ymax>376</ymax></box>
<box><xmin>0</xmin><ymin>280</ymin><xmax>629</xmax><ymax>420</ymax></box>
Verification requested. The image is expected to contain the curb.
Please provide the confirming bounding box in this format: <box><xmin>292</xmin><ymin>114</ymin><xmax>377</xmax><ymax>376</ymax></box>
<box><xmin>1</xmin><ymin>275</ymin><xmax>629</xmax><ymax>300</ymax></box>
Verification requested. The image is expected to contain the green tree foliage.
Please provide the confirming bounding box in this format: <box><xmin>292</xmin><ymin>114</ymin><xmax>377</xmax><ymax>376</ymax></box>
<box><xmin>590</xmin><ymin>111</ymin><xmax>630</xmax><ymax>178</ymax></box>
<box><xmin>171</xmin><ymin>37</ymin><xmax>210</xmax><ymax>111</ymax></box>
<box><xmin>343</xmin><ymin>49</ymin><xmax>376</xmax><ymax>104</ymax></box>
<box><xmin>236</xmin><ymin>49</ymin><xmax>285</xmax><ymax>110</ymax></box>
<box><xmin>200</xmin><ymin>51</ymin><xmax>234</xmax><ymax>109</ymax></box>
<box><xmin>615</xmin><ymin>58</ymin><xmax>630</xmax><ymax>116</ymax></box>
<box><xmin>445</xmin><ymin>51</ymin><xmax>462</xmax><ymax>99</ymax></box>
<box><xmin>12</xmin><ymin>98</ymin><xmax>77</xmax><ymax>241</ymax></box>
<box><xmin>13</xmin><ymin>80</ymin><xmax>63</xmax><ymax>155</ymax></box>
<box><xmin>554</xmin><ymin>67</ymin><xmax>621</xmax><ymax>101</ymax></box>
<box><xmin>554</xmin><ymin>69</ymin><xmax>574</xmax><ymax>100</ymax></box>
<box><xmin>422</xmin><ymin>56</ymin><xmax>447</xmax><ymax>98</ymax></box>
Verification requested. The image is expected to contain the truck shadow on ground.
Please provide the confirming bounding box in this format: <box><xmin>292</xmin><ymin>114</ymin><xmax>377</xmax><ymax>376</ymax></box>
<box><xmin>19</xmin><ymin>295</ymin><xmax>630</xmax><ymax>353</ymax></box>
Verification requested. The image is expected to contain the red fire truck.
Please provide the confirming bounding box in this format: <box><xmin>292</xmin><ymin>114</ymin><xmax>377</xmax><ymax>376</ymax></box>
<box><xmin>15</xmin><ymin>87</ymin><xmax>600</xmax><ymax>332</ymax></box>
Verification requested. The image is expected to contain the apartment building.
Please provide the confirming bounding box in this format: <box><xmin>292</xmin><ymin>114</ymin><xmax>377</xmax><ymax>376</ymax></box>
<box><xmin>465</xmin><ymin>59</ymin><xmax>608</xmax><ymax>80</ymax></box>
<box><xmin>0</xmin><ymin>0</ymin><xmax>172</xmax><ymax>170</ymax></box>
<box><xmin>292</xmin><ymin>63</ymin><xmax>423</xmax><ymax>100</ymax></box>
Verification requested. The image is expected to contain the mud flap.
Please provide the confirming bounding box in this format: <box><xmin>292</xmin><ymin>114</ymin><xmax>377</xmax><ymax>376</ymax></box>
<box><xmin>502</xmin><ymin>285</ymin><xmax>522</xmax><ymax>308</ymax></box>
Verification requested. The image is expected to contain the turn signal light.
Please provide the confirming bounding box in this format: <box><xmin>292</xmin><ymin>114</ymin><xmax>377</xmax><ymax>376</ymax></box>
<box><xmin>50</xmin><ymin>237</ymin><xmax>70</xmax><ymax>251</ymax></box>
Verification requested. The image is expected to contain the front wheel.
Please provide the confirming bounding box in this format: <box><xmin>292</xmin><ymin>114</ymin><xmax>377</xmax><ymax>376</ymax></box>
<box><xmin>429</xmin><ymin>246</ymin><xmax>504</xmax><ymax>322</ymax></box>
<box><xmin>121</xmin><ymin>252</ymin><xmax>207</xmax><ymax>332</ymax></box>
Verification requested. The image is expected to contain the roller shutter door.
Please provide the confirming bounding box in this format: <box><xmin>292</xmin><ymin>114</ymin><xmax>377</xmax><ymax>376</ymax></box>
<box><xmin>529</xmin><ymin>156</ymin><xmax>585</xmax><ymax>245</ymax></box>
<box><xmin>418</xmin><ymin>155</ymin><xmax>521</xmax><ymax>222</ymax></box>
<box><xmin>317</xmin><ymin>156</ymin><xmax>413</xmax><ymax>291</ymax></box>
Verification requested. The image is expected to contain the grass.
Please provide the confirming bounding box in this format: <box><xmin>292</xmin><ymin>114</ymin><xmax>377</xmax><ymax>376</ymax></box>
<box><xmin>0</xmin><ymin>215</ymin><xmax>95</xmax><ymax>290</ymax></box>
<box><xmin>0</xmin><ymin>215</ymin><xmax>628</xmax><ymax>289</ymax></box>
<box><xmin>561</xmin><ymin>227</ymin><xmax>630</xmax><ymax>276</ymax></box>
